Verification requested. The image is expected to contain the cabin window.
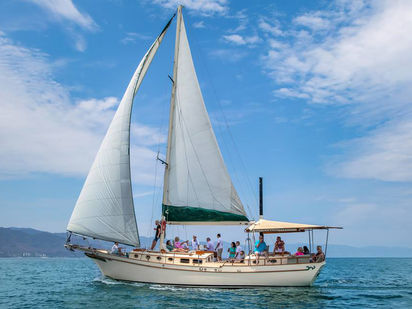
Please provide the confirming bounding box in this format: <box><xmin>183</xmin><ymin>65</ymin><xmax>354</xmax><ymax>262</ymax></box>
<box><xmin>156</xmin><ymin>256</ymin><xmax>162</xmax><ymax>261</ymax></box>
<box><xmin>192</xmin><ymin>259</ymin><xmax>202</xmax><ymax>264</ymax></box>
<box><xmin>135</xmin><ymin>254</ymin><xmax>139</xmax><ymax>258</ymax></box>
<box><xmin>146</xmin><ymin>255</ymin><xmax>150</xmax><ymax>260</ymax></box>
<box><xmin>268</xmin><ymin>259</ymin><xmax>277</xmax><ymax>263</ymax></box>
<box><xmin>180</xmin><ymin>258</ymin><xmax>190</xmax><ymax>264</ymax></box>
<box><xmin>168</xmin><ymin>257</ymin><xmax>173</xmax><ymax>262</ymax></box>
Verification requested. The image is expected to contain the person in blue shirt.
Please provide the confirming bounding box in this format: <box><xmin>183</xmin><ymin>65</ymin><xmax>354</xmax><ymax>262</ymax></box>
<box><xmin>254</xmin><ymin>234</ymin><xmax>267</xmax><ymax>257</ymax></box>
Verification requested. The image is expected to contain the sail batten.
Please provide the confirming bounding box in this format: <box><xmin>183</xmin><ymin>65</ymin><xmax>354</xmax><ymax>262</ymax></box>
<box><xmin>67</xmin><ymin>17</ymin><xmax>173</xmax><ymax>246</ymax></box>
<box><xmin>162</xmin><ymin>11</ymin><xmax>248</xmax><ymax>224</ymax></box>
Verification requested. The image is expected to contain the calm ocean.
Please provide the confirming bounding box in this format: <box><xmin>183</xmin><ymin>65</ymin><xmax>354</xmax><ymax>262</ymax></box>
<box><xmin>0</xmin><ymin>257</ymin><xmax>411</xmax><ymax>308</ymax></box>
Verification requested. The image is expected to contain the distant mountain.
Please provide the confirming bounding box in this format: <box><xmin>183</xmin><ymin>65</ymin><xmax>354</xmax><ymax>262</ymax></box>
<box><xmin>0</xmin><ymin>227</ymin><xmax>72</xmax><ymax>257</ymax></box>
<box><xmin>0</xmin><ymin>227</ymin><xmax>155</xmax><ymax>257</ymax></box>
<box><xmin>1</xmin><ymin>227</ymin><xmax>412</xmax><ymax>257</ymax></box>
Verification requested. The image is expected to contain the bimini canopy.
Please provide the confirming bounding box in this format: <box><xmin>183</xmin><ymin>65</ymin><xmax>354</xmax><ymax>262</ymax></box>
<box><xmin>245</xmin><ymin>219</ymin><xmax>342</xmax><ymax>234</ymax></box>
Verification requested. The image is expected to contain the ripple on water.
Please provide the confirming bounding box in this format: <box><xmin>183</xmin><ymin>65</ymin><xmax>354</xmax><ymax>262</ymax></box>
<box><xmin>1</xmin><ymin>257</ymin><xmax>412</xmax><ymax>308</ymax></box>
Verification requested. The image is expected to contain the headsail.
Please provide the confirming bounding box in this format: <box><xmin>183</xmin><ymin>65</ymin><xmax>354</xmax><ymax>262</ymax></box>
<box><xmin>67</xmin><ymin>16</ymin><xmax>174</xmax><ymax>246</ymax></box>
<box><xmin>162</xmin><ymin>8</ymin><xmax>248</xmax><ymax>224</ymax></box>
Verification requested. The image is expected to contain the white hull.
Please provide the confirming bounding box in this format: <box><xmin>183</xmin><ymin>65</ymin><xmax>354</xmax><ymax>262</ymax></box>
<box><xmin>76</xmin><ymin>247</ymin><xmax>324</xmax><ymax>287</ymax></box>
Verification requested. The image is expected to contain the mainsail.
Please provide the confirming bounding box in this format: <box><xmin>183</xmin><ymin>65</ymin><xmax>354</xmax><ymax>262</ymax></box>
<box><xmin>162</xmin><ymin>8</ymin><xmax>249</xmax><ymax>224</ymax></box>
<box><xmin>67</xmin><ymin>17</ymin><xmax>174</xmax><ymax>246</ymax></box>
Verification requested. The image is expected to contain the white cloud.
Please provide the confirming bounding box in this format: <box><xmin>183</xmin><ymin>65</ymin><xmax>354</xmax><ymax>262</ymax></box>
<box><xmin>261</xmin><ymin>0</ymin><xmax>412</xmax><ymax>182</ymax></box>
<box><xmin>209</xmin><ymin>48</ymin><xmax>248</xmax><ymax>62</ymax></box>
<box><xmin>0</xmin><ymin>33</ymin><xmax>164</xmax><ymax>184</ymax></box>
<box><xmin>259</xmin><ymin>19</ymin><xmax>283</xmax><ymax>36</ymax></box>
<box><xmin>121</xmin><ymin>32</ymin><xmax>152</xmax><ymax>45</ymax></box>
<box><xmin>293</xmin><ymin>14</ymin><xmax>331</xmax><ymax>31</ymax></box>
<box><xmin>153</xmin><ymin>0</ymin><xmax>228</xmax><ymax>15</ymax></box>
<box><xmin>193</xmin><ymin>20</ymin><xmax>206</xmax><ymax>29</ymax></box>
<box><xmin>222</xmin><ymin>34</ymin><xmax>260</xmax><ymax>46</ymax></box>
<box><xmin>27</xmin><ymin>0</ymin><xmax>97</xmax><ymax>52</ymax></box>
<box><xmin>266</xmin><ymin>0</ymin><xmax>412</xmax><ymax>105</ymax></box>
<box><xmin>274</xmin><ymin>88</ymin><xmax>310</xmax><ymax>99</ymax></box>
<box><xmin>29</xmin><ymin>0</ymin><xmax>97</xmax><ymax>31</ymax></box>
<box><xmin>192</xmin><ymin>21</ymin><xmax>205</xmax><ymax>28</ymax></box>
<box><xmin>330</xmin><ymin>118</ymin><xmax>412</xmax><ymax>182</ymax></box>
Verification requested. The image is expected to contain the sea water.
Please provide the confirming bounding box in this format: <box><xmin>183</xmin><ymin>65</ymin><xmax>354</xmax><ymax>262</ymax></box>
<box><xmin>0</xmin><ymin>257</ymin><xmax>411</xmax><ymax>308</ymax></box>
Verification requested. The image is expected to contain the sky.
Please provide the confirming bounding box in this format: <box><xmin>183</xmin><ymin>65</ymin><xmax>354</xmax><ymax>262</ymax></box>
<box><xmin>0</xmin><ymin>0</ymin><xmax>411</xmax><ymax>248</ymax></box>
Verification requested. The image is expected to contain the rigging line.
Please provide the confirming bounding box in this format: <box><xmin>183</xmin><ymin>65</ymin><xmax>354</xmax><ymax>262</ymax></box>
<box><xmin>185</xmin><ymin>19</ymin><xmax>257</xmax><ymax>219</ymax></box>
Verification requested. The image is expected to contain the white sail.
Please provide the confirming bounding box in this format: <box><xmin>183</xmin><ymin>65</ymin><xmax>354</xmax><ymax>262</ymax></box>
<box><xmin>67</xmin><ymin>19</ymin><xmax>173</xmax><ymax>246</ymax></box>
<box><xmin>162</xmin><ymin>12</ymin><xmax>248</xmax><ymax>224</ymax></box>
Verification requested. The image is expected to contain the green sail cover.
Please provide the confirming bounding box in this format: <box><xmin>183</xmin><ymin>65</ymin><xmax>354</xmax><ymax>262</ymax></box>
<box><xmin>163</xmin><ymin>204</ymin><xmax>249</xmax><ymax>223</ymax></box>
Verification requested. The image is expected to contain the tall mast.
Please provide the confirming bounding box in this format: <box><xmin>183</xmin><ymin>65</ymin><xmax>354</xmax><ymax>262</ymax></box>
<box><xmin>162</xmin><ymin>5</ymin><xmax>183</xmax><ymax>206</ymax></box>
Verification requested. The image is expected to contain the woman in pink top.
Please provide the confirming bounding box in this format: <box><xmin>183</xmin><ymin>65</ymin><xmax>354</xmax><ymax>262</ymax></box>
<box><xmin>173</xmin><ymin>237</ymin><xmax>187</xmax><ymax>252</ymax></box>
<box><xmin>294</xmin><ymin>247</ymin><xmax>304</xmax><ymax>256</ymax></box>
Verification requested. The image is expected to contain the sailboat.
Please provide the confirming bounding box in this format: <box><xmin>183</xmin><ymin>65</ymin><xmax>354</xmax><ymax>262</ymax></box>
<box><xmin>65</xmin><ymin>6</ymin><xmax>341</xmax><ymax>287</ymax></box>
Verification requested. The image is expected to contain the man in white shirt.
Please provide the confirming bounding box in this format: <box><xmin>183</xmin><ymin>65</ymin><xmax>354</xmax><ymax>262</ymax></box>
<box><xmin>111</xmin><ymin>242</ymin><xmax>121</xmax><ymax>255</ymax></box>
<box><xmin>206</xmin><ymin>237</ymin><xmax>214</xmax><ymax>251</ymax></box>
<box><xmin>192</xmin><ymin>235</ymin><xmax>199</xmax><ymax>251</ymax></box>
<box><xmin>235</xmin><ymin>241</ymin><xmax>243</xmax><ymax>260</ymax></box>
<box><xmin>215</xmin><ymin>234</ymin><xmax>223</xmax><ymax>261</ymax></box>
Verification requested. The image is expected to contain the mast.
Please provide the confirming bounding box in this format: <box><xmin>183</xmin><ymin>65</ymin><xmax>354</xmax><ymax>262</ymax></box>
<box><xmin>162</xmin><ymin>5</ymin><xmax>183</xmax><ymax>206</ymax></box>
<box><xmin>259</xmin><ymin>177</ymin><xmax>263</xmax><ymax>219</ymax></box>
<box><xmin>159</xmin><ymin>5</ymin><xmax>182</xmax><ymax>248</ymax></box>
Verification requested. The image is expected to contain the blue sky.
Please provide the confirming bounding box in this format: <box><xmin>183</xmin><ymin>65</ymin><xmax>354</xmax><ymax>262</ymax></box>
<box><xmin>1</xmin><ymin>0</ymin><xmax>411</xmax><ymax>248</ymax></box>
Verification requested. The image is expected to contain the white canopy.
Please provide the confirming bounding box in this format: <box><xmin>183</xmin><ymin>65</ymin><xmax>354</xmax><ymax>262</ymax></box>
<box><xmin>245</xmin><ymin>219</ymin><xmax>342</xmax><ymax>234</ymax></box>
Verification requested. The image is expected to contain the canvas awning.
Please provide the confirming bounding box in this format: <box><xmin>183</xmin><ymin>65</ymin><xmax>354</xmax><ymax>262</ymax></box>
<box><xmin>245</xmin><ymin>219</ymin><xmax>342</xmax><ymax>234</ymax></box>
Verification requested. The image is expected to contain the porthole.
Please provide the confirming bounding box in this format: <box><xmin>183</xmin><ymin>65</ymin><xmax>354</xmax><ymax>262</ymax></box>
<box><xmin>146</xmin><ymin>255</ymin><xmax>150</xmax><ymax>260</ymax></box>
<box><xmin>156</xmin><ymin>256</ymin><xmax>162</xmax><ymax>261</ymax></box>
<box><xmin>168</xmin><ymin>257</ymin><xmax>173</xmax><ymax>261</ymax></box>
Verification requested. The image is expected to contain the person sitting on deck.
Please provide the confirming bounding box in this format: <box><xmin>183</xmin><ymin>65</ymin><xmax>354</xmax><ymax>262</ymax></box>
<box><xmin>183</xmin><ymin>240</ymin><xmax>190</xmax><ymax>250</ymax></box>
<box><xmin>303</xmin><ymin>246</ymin><xmax>310</xmax><ymax>255</ymax></box>
<box><xmin>294</xmin><ymin>247</ymin><xmax>304</xmax><ymax>256</ymax></box>
<box><xmin>274</xmin><ymin>236</ymin><xmax>285</xmax><ymax>256</ymax></box>
<box><xmin>111</xmin><ymin>242</ymin><xmax>122</xmax><ymax>255</ymax></box>
<box><xmin>206</xmin><ymin>237</ymin><xmax>214</xmax><ymax>252</ymax></box>
<box><xmin>172</xmin><ymin>237</ymin><xmax>188</xmax><ymax>252</ymax></box>
<box><xmin>228</xmin><ymin>242</ymin><xmax>236</xmax><ymax>261</ymax></box>
<box><xmin>166</xmin><ymin>240</ymin><xmax>174</xmax><ymax>252</ymax></box>
<box><xmin>254</xmin><ymin>234</ymin><xmax>267</xmax><ymax>257</ymax></box>
<box><xmin>311</xmin><ymin>246</ymin><xmax>325</xmax><ymax>263</ymax></box>
<box><xmin>238</xmin><ymin>250</ymin><xmax>245</xmax><ymax>263</ymax></box>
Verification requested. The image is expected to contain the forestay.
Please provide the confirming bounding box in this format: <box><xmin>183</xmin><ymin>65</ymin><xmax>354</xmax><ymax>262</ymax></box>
<box><xmin>162</xmin><ymin>12</ymin><xmax>248</xmax><ymax>224</ymax></box>
<box><xmin>67</xmin><ymin>18</ymin><xmax>173</xmax><ymax>246</ymax></box>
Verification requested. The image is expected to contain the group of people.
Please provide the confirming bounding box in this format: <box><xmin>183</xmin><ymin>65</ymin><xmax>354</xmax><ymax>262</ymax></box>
<box><xmin>254</xmin><ymin>234</ymin><xmax>325</xmax><ymax>262</ymax></box>
<box><xmin>254</xmin><ymin>235</ymin><xmax>288</xmax><ymax>256</ymax></box>
<box><xmin>147</xmin><ymin>221</ymin><xmax>325</xmax><ymax>263</ymax></box>
<box><xmin>162</xmin><ymin>234</ymin><xmax>245</xmax><ymax>262</ymax></box>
